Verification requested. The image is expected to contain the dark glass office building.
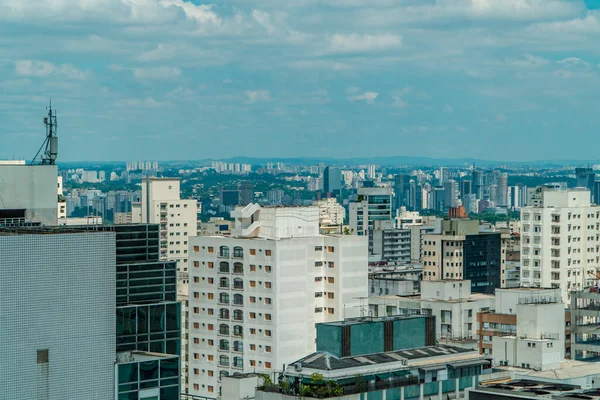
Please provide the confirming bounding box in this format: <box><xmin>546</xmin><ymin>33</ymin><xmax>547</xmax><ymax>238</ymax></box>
<box><xmin>463</xmin><ymin>233</ymin><xmax>501</xmax><ymax>294</ymax></box>
<box><xmin>85</xmin><ymin>224</ymin><xmax>182</xmax><ymax>400</ymax></box>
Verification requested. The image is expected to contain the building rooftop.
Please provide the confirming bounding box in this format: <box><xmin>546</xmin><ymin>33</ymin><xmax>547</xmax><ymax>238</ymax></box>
<box><xmin>293</xmin><ymin>344</ymin><xmax>478</xmax><ymax>372</ymax></box>
<box><xmin>320</xmin><ymin>315</ymin><xmax>429</xmax><ymax>327</ymax></box>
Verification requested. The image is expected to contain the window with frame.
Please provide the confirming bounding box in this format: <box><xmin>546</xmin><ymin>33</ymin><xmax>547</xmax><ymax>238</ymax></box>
<box><xmin>250</xmin><ymin>281</ymin><xmax>256</xmax><ymax>287</ymax></box>
<box><xmin>250</xmin><ymin>312</ymin><xmax>256</xmax><ymax>319</ymax></box>
<box><xmin>208</xmin><ymin>262</ymin><xmax>214</xmax><ymax>269</ymax></box>
<box><xmin>265</xmin><ymin>314</ymin><xmax>272</xmax><ymax>321</ymax></box>
<box><xmin>208</xmin><ymin>247</ymin><xmax>214</xmax><ymax>253</ymax></box>
<box><xmin>265</xmin><ymin>265</ymin><xmax>272</xmax><ymax>273</ymax></box>
<box><xmin>265</xmin><ymin>362</ymin><xmax>272</xmax><ymax>369</ymax></box>
<box><xmin>266</xmin><ymin>346</ymin><xmax>272</xmax><ymax>353</ymax></box>
<box><xmin>250</xmin><ymin>265</ymin><xmax>256</xmax><ymax>272</ymax></box>
<box><xmin>265</xmin><ymin>250</ymin><xmax>272</xmax><ymax>256</ymax></box>
<box><xmin>193</xmin><ymin>261</ymin><xmax>200</xmax><ymax>268</ymax></box>
<box><xmin>193</xmin><ymin>246</ymin><xmax>200</xmax><ymax>252</ymax></box>
<box><xmin>265</xmin><ymin>282</ymin><xmax>272</xmax><ymax>289</ymax></box>
<box><xmin>250</xmin><ymin>249</ymin><xmax>256</xmax><ymax>255</ymax></box>
<box><xmin>250</xmin><ymin>296</ymin><xmax>256</xmax><ymax>303</ymax></box>
<box><xmin>250</xmin><ymin>344</ymin><xmax>256</xmax><ymax>351</ymax></box>
<box><xmin>328</xmin><ymin>277</ymin><xmax>335</xmax><ymax>284</ymax></box>
<box><xmin>193</xmin><ymin>277</ymin><xmax>200</xmax><ymax>283</ymax></box>
<box><xmin>208</xmin><ymin>293</ymin><xmax>214</xmax><ymax>300</ymax></box>
<box><xmin>265</xmin><ymin>330</ymin><xmax>272</xmax><ymax>337</ymax></box>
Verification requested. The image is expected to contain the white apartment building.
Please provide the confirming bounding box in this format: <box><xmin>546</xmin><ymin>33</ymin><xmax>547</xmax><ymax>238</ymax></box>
<box><xmin>491</xmin><ymin>288</ymin><xmax>565</xmax><ymax>371</ymax></box>
<box><xmin>187</xmin><ymin>204</ymin><xmax>367</xmax><ymax>398</ymax></box>
<box><xmin>132</xmin><ymin>177</ymin><xmax>198</xmax><ymax>274</ymax></box>
<box><xmin>313</xmin><ymin>198</ymin><xmax>345</xmax><ymax>226</ymax></box>
<box><xmin>520</xmin><ymin>188</ymin><xmax>600</xmax><ymax>303</ymax></box>
<box><xmin>370</xmin><ymin>280</ymin><xmax>494</xmax><ymax>350</ymax></box>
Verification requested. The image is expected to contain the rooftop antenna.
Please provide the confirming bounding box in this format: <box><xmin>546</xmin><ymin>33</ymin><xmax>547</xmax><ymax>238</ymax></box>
<box><xmin>30</xmin><ymin>100</ymin><xmax>58</xmax><ymax>165</ymax></box>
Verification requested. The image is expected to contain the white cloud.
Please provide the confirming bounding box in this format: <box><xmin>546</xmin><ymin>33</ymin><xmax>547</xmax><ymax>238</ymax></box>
<box><xmin>245</xmin><ymin>90</ymin><xmax>271</xmax><ymax>103</ymax></box>
<box><xmin>114</xmin><ymin>97</ymin><xmax>165</xmax><ymax>108</ymax></box>
<box><xmin>111</xmin><ymin>65</ymin><xmax>181</xmax><ymax>80</ymax></box>
<box><xmin>15</xmin><ymin>60</ymin><xmax>90</xmax><ymax>80</ymax></box>
<box><xmin>443</xmin><ymin>104</ymin><xmax>454</xmax><ymax>113</ymax></box>
<box><xmin>349</xmin><ymin>92</ymin><xmax>378</xmax><ymax>104</ymax></box>
<box><xmin>252</xmin><ymin>10</ymin><xmax>276</xmax><ymax>34</ymax></box>
<box><xmin>506</xmin><ymin>53</ymin><xmax>550</xmax><ymax>68</ymax></box>
<box><xmin>496</xmin><ymin>114</ymin><xmax>507</xmax><ymax>122</ymax></box>
<box><xmin>328</xmin><ymin>33</ymin><xmax>402</xmax><ymax>54</ymax></box>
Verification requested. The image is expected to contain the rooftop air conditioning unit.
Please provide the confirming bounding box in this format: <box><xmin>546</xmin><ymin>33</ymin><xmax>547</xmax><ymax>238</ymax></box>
<box><xmin>295</xmin><ymin>363</ymin><xmax>303</xmax><ymax>372</ymax></box>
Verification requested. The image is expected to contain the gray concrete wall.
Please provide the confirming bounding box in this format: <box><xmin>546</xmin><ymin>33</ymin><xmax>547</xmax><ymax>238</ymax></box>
<box><xmin>0</xmin><ymin>165</ymin><xmax>58</xmax><ymax>225</ymax></box>
<box><xmin>0</xmin><ymin>232</ymin><xmax>116</xmax><ymax>399</ymax></box>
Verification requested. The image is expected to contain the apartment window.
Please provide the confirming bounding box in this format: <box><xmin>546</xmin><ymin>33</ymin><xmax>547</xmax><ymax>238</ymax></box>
<box><xmin>250</xmin><ymin>281</ymin><xmax>256</xmax><ymax>288</ymax></box>
<box><xmin>315</xmin><ymin>277</ymin><xmax>323</xmax><ymax>282</ymax></box>
<box><xmin>208</xmin><ymin>324</ymin><xmax>214</xmax><ymax>331</ymax></box>
<box><xmin>250</xmin><ymin>312</ymin><xmax>256</xmax><ymax>319</ymax></box>
<box><xmin>265</xmin><ymin>250</ymin><xmax>272</xmax><ymax>256</ymax></box>
<box><xmin>265</xmin><ymin>298</ymin><xmax>272</xmax><ymax>305</ymax></box>
<box><xmin>194</xmin><ymin>261</ymin><xmax>200</xmax><ymax>268</ymax></box>
<box><xmin>250</xmin><ymin>296</ymin><xmax>256</xmax><ymax>303</ymax></box>
<box><xmin>265</xmin><ymin>314</ymin><xmax>272</xmax><ymax>321</ymax></box>
<box><xmin>194</xmin><ymin>369</ymin><xmax>199</xmax><ymax>375</ymax></box>
<box><xmin>208</xmin><ymin>355</ymin><xmax>214</xmax><ymax>361</ymax></box>
<box><xmin>194</xmin><ymin>384</ymin><xmax>199</xmax><ymax>391</ymax></box>
<box><xmin>208</xmin><ymin>339</ymin><xmax>214</xmax><ymax>346</ymax></box>
<box><xmin>193</xmin><ymin>292</ymin><xmax>200</xmax><ymax>298</ymax></box>
<box><xmin>265</xmin><ymin>362</ymin><xmax>272</xmax><ymax>369</ymax></box>
<box><xmin>207</xmin><ymin>293</ymin><xmax>214</xmax><ymax>300</ymax></box>
<box><xmin>193</xmin><ymin>307</ymin><xmax>200</xmax><ymax>314</ymax></box>
<box><xmin>250</xmin><ymin>328</ymin><xmax>256</xmax><ymax>335</ymax></box>
<box><xmin>265</xmin><ymin>330</ymin><xmax>272</xmax><ymax>337</ymax></box>
<box><xmin>194</xmin><ymin>353</ymin><xmax>199</xmax><ymax>360</ymax></box>
<box><xmin>208</xmin><ymin>247</ymin><xmax>214</xmax><ymax>253</ymax></box>
<box><xmin>328</xmin><ymin>277</ymin><xmax>335</xmax><ymax>284</ymax></box>
<box><xmin>207</xmin><ymin>309</ymin><xmax>214</xmax><ymax>315</ymax></box>
<box><xmin>193</xmin><ymin>338</ymin><xmax>200</xmax><ymax>344</ymax></box>
<box><xmin>315</xmin><ymin>246</ymin><xmax>323</xmax><ymax>251</ymax></box>
<box><xmin>266</xmin><ymin>346</ymin><xmax>272</xmax><ymax>353</ymax></box>
<box><xmin>208</xmin><ymin>262</ymin><xmax>214</xmax><ymax>269</ymax></box>
<box><xmin>265</xmin><ymin>282</ymin><xmax>272</xmax><ymax>289</ymax></box>
<box><xmin>328</xmin><ymin>308</ymin><xmax>334</xmax><ymax>314</ymax></box>
<box><xmin>250</xmin><ymin>344</ymin><xmax>256</xmax><ymax>351</ymax></box>
<box><xmin>250</xmin><ymin>360</ymin><xmax>256</xmax><ymax>367</ymax></box>
<box><xmin>193</xmin><ymin>246</ymin><xmax>200</xmax><ymax>252</ymax></box>
<box><xmin>208</xmin><ymin>386</ymin><xmax>214</xmax><ymax>393</ymax></box>
<box><xmin>315</xmin><ymin>292</ymin><xmax>323</xmax><ymax>298</ymax></box>
<box><xmin>207</xmin><ymin>278</ymin><xmax>214</xmax><ymax>284</ymax></box>
<box><xmin>193</xmin><ymin>277</ymin><xmax>200</xmax><ymax>283</ymax></box>
<box><xmin>328</xmin><ymin>262</ymin><xmax>335</xmax><ymax>268</ymax></box>
<box><xmin>193</xmin><ymin>323</ymin><xmax>200</xmax><ymax>329</ymax></box>
<box><xmin>250</xmin><ymin>265</ymin><xmax>256</xmax><ymax>272</ymax></box>
<box><xmin>250</xmin><ymin>249</ymin><xmax>256</xmax><ymax>256</ymax></box>
<box><xmin>328</xmin><ymin>293</ymin><xmax>335</xmax><ymax>300</ymax></box>
<box><xmin>265</xmin><ymin>265</ymin><xmax>272</xmax><ymax>273</ymax></box>
<box><xmin>327</xmin><ymin>246</ymin><xmax>335</xmax><ymax>253</ymax></box>
<box><xmin>208</xmin><ymin>371</ymin><xmax>214</xmax><ymax>377</ymax></box>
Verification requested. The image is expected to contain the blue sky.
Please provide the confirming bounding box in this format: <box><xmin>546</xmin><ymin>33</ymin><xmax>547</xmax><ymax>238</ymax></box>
<box><xmin>1</xmin><ymin>0</ymin><xmax>600</xmax><ymax>162</ymax></box>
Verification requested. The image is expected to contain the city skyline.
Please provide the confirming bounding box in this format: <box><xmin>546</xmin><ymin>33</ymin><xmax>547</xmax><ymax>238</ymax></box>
<box><xmin>3</xmin><ymin>1</ymin><xmax>600</xmax><ymax>161</ymax></box>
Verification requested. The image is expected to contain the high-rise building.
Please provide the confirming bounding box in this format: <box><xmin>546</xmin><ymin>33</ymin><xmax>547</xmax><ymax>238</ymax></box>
<box><xmin>367</xmin><ymin>164</ymin><xmax>376</xmax><ymax>180</ymax></box>
<box><xmin>322</xmin><ymin>166</ymin><xmax>342</xmax><ymax>195</ymax></box>
<box><xmin>430</xmin><ymin>186</ymin><xmax>445</xmax><ymax>212</ymax></box>
<box><xmin>394</xmin><ymin>174</ymin><xmax>410</xmax><ymax>210</ymax></box>
<box><xmin>238</xmin><ymin>182</ymin><xmax>254</xmax><ymax>206</ymax></box>
<box><xmin>0</xmin><ymin>229</ymin><xmax>116</xmax><ymax>399</ymax></box>
<box><xmin>444</xmin><ymin>179</ymin><xmax>459</xmax><ymax>210</ymax></box>
<box><xmin>313</xmin><ymin>198</ymin><xmax>345</xmax><ymax>226</ymax></box>
<box><xmin>497</xmin><ymin>173</ymin><xmax>508</xmax><ymax>207</ymax></box>
<box><xmin>132</xmin><ymin>177</ymin><xmax>198</xmax><ymax>274</ymax></box>
<box><xmin>187</xmin><ymin>204</ymin><xmax>367</xmax><ymax>397</ymax></box>
<box><xmin>348</xmin><ymin>186</ymin><xmax>393</xmax><ymax>237</ymax></box>
<box><xmin>472</xmin><ymin>170</ymin><xmax>484</xmax><ymax>200</ymax></box>
<box><xmin>422</xmin><ymin>220</ymin><xmax>503</xmax><ymax>294</ymax></box>
<box><xmin>460</xmin><ymin>180</ymin><xmax>472</xmax><ymax>201</ymax></box>
<box><xmin>576</xmin><ymin>167</ymin><xmax>595</xmax><ymax>195</ymax></box>
<box><xmin>520</xmin><ymin>188</ymin><xmax>600</xmax><ymax>304</ymax></box>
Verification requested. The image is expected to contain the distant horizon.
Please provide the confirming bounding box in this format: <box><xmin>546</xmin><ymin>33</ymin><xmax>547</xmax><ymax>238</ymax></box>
<box><xmin>47</xmin><ymin>155</ymin><xmax>600</xmax><ymax>167</ymax></box>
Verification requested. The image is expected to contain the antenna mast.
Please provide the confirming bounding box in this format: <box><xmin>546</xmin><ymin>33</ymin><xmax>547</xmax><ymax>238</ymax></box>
<box><xmin>31</xmin><ymin>100</ymin><xmax>58</xmax><ymax>165</ymax></box>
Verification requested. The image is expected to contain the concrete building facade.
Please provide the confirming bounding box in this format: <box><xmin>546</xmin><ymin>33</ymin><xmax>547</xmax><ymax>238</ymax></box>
<box><xmin>520</xmin><ymin>189</ymin><xmax>600</xmax><ymax>304</ymax></box>
<box><xmin>187</xmin><ymin>204</ymin><xmax>368</xmax><ymax>398</ymax></box>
